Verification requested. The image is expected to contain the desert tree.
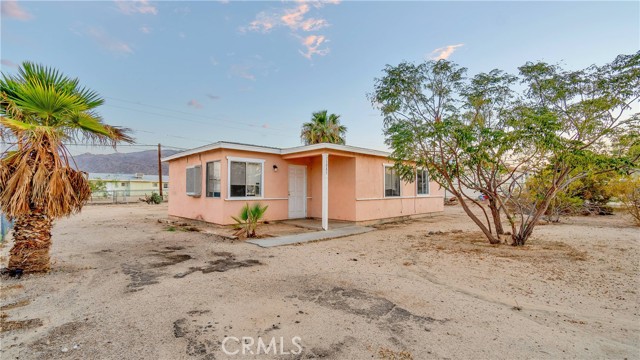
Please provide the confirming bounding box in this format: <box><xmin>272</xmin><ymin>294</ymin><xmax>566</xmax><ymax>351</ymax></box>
<box><xmin>370</xmin><ymin>60</ymin><xmax>505</xmax><ymax>244</ymax></box>
<box><xmin>371</xmin><ymin>52</ymin><xmax>639</xmax><ymax>246</ymax></box>
<box><xmin>503</xmin><ymin>52</ymin><xmax>640</xmax><ymax>245</ymax></box>
<box><xmin>0</xmin><ymin>62</ymin><xmax>133</xmax><ymax>273</ymax></box>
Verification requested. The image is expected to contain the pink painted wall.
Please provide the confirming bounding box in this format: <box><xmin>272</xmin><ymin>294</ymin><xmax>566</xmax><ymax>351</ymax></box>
<box><xmin>353</xmin><ymin>154</ymin><xmax>444</xmax><ymax>222</ymax></box>
<box><xmin>168</xmin><ymin>149</ymin><xmax>290</xmax><ymax>225</ymax></box>
<box><xmin>167</xmin><ymin>148</ymin><xmax>443</xmax><ymax>225</ymax></box>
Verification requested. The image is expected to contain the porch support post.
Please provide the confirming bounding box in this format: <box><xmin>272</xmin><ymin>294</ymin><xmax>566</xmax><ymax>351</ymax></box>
<box><xmin>322</xmin><ymin>153</ymin><xmax>329</xmax><ymax>231</ymax></box>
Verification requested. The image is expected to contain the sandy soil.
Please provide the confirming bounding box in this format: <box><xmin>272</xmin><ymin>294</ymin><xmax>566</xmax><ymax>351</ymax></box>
<box><xmin>0</xmin><ymin>203</ymin><xmax>638</xmax><ymax>359</ymax></box>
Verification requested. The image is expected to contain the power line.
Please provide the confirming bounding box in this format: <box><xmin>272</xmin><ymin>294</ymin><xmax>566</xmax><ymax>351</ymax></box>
<box><xmin>0</xmin><ymin>142</ymin><xmax>187</xmax><ymax>150</ymax></box>
<box><xmin>103</xmin><ymin>103</ymin><xmax>292</xmax><ymax>137</ymax></box>
<box><xmin>106</xmin><ymin>96</ymin><xmax>299</xmax><ymax>132</ymax></box>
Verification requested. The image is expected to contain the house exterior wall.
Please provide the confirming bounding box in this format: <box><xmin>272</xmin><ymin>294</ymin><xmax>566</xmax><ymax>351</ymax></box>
<box><xmin>167</xmin><ymin>148</ymin><xmax>443</xmax><ymax>225</ymax></box>
<box><xmin>168</xmin><ymin>148</ymin><xmax>291</xmax><ymax>225</ymax></box>
<box><xmin>353</xmin><ymin>155</ymin><xmax>444</xmax><ymax>222</ymax></box>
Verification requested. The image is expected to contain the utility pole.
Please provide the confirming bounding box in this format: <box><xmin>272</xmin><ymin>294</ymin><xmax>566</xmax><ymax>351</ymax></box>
<box><xmin>158</xmin><ymin>143</ymin><xmax>163</xmax><ymax>197</ymax></box>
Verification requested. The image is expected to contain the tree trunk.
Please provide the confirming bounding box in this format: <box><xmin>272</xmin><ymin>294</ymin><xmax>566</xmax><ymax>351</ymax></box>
<box><xmin>488</xmin><ymin>198</ymin><xmax>504</xmax><ymax>235</ymax></box>
<box><xmin>7</xmin><ymin>209</ymin><xmax>53</xmax><ymax>273</ymax></box>
<box><xmin>456</xmin><ymin>195</ymin><xmax>501</xmax><ymax>244</ymax></box>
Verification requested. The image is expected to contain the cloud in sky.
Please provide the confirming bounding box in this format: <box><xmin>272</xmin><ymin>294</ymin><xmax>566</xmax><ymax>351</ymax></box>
<box><xmin>299</xmin><ymin>35</ymin><xmax>329</xmax><ymax>59</ymax></box>
<box><xmin>243</xmin><ymin>0</ymin><xmax>338</xmax><ymax>59</ymax></box>
<box><xmin>1</xmin><ymin>0</ymin><xmax>33</xmax><ymax>21</ymax></box>
<box><xmin>1</xmin><ymin>59</ymin><xmax>18</xmax><ymax>68</ymax></box>
<box><xmin>245</xmin><ymin>2</ymin><xmax>333</xmax><ymax>33</ymax></box>
<box><xmin>206</xmin><ymin>94</ymin><xmax>220</xmax><ymax>100</ymax></box>
<box><xmin>429</xmin><ymin>43</ymin><xmax>464</xmax><ymax>60</ymax></box>
<box><xmin>230</xmin><ymin>64</ymin><xmax>256</xmax><ymax>81</ymax></box>
<box><xmin>86</xmin><ymin>27</ymin><xmax>134</xmax><ymax>55</ymax></box>
<box><xmin>187</xmin><ymin>99</ymin><xmax>203</xmax><ymax>109</ymax></box>
<box><xmin>115</xmin><ymin>0</ymin><xmax>157</xmax><ymax>15</ymax></box>
<box><xmin>140</xmin><ymin>26</ymin><xmax>152</xmax><ymax>34</ymax></box>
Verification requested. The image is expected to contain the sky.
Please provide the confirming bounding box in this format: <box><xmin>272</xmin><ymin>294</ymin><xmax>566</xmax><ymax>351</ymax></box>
<box><xmin>1</xmin><ymin>0</ymin><xmax>639</xmax><ymax>155</ymax></box>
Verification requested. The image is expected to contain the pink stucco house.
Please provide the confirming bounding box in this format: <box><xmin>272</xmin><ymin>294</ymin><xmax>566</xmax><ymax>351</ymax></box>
<box><xmin>162</xmin><ymin>142</ymin><xmax>444</xmax><ymax>229</ymax></box>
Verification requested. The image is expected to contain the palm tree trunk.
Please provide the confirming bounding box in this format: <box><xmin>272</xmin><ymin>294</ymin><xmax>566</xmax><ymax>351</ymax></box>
<box><xmin>7</xmin><ymin>208</ymin><xmax>53</xmax><ymax>273</ymax></box>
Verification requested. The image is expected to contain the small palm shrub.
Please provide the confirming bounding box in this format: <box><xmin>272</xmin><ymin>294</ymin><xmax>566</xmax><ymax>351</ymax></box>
<box><xmin>232</xmin><ymin>203</ymin><xmax>268</xmax><ymax>238</ymax></box>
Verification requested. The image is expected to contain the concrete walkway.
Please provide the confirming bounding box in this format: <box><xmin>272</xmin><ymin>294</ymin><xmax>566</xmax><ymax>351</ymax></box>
<box><xmin>246</xmin><ymin>226</ymin><xmax>375</xmax><ymax>248</ymax></box>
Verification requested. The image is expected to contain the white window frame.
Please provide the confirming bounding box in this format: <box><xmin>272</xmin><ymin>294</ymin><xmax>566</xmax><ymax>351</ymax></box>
<box><xmin>205</xmin><ymin>160</ymin><xmax>222</xmax><ymax>198</ymax></box>
<box><xmin>226</xmin><ymin>157</ymin><xmax>265</xmax><ymax>200</ymax></box>
<box><xmin>186</xmin><ymin>165</ymin><xmax>202</xmax><ymax>197</ymax></box>
<box><xmin>383</xmin><ymin>164</ymin><xmax>401</xmax><ymax>198</ymax></box>
<box><xmin>416</xmin><ymin>168</ymin><xmax>430</xmax><ymax>196</ymax></box>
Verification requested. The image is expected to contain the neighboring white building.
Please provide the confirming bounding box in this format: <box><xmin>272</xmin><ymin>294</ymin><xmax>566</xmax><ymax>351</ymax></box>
<box><xmin>88</xmin><ymin>173</ymin><xmax>169</xmax><ymax>197</ymax></box>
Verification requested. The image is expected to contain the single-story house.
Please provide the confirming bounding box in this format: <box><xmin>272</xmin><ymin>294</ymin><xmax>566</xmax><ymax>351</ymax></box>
<box><xmin>162</xmin><ymin>142</ymin><xmax>444</xmax><ymax>229</ymax></box>
<box><xmin>88</xmin><ymin>173</ymin><xmax>169</xmax><ymax>196</ymax></box>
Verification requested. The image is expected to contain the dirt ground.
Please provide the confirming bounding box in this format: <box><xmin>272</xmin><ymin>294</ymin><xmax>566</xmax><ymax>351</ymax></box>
<box><xmin>0</xmin><ymin>203</ymin><xmax>638</xmax><ymax>359</ymax></box>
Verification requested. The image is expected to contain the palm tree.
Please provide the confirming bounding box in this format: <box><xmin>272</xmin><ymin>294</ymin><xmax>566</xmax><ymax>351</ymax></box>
<box><xmin>0</xmin><ymin>62</ymin><xmax>133</xmax><ymax>273</ymax></box>
<box><xmin>300</xmin><ymin>110</ymin><xmax>347</xmax><ymax>145</ymax></box>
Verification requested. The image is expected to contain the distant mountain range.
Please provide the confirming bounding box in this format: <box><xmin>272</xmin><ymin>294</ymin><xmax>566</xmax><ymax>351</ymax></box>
<box><xmin>72</xmin><ymin>149</ymin><xmax>179</xmax><ymax>175</ymax></box>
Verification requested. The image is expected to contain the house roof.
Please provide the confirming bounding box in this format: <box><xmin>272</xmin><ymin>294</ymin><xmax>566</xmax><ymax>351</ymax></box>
<box><xmin>161</xmin><ymin>141</ymin><xmax>391</xmax><ymax>162</ymax></box>
<box><xmin>88</xmin><ymin>173</ymin><xmax>169</xmax><ymax>182</ymax></box>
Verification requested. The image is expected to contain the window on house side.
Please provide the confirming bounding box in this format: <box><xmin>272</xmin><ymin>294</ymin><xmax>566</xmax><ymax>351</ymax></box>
<box><xmin>384</xmin><ymin>166</ymin><xmax>401</xmax><ymax>197</ymax></box>
<box><xmin>186</xmin><ymin>165</ymin><xmax>202</xmax><ymax>196</ymax></box>
<box><xmin>417</xmin><ymin>169</ymin><xmax>429</xmax><ymax>195</ymax></box>
<box><xmin>230</xmin><ymin>161</ymin><xmax>262</xmax><ymax>197</ymax></box>
<box><xmin>206</xmin><ymin>161</ymin><xmax>221</xmax><ymax>198</ymax></box>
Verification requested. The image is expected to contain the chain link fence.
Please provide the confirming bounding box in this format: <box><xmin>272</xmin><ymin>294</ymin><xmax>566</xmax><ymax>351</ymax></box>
<box><xmin>88</xmin><ymin>189</ymin><xmax>169</xmax><ymax>204</ymax></box>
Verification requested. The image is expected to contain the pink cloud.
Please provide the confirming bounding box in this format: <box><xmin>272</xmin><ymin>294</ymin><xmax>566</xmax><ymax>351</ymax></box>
<box><xmin>187</xmin><ymin>99</ymin><xmax>203</xmax><ymax>109</ymax></box>
<box><xmin>115</xmin><ymin>0</ymin><xmax>158</xmax><ymax>15</ymax></box>
<box><xmin>230</xmin><ymin>64</ymin><xmax>256</xmax><ymax>81</ymax></box>
<box><xmin>299</xmin><ymin>35</ymin><xmax>329</xmax><ymax>59</ymax></box>
<box><xmin>244</xmin><ymin>1</ymin><xmax>334</xmax><ymax>33</ymax></box>
<box><xmin>1</xmin><ymin>0</ymin><xmax>33</xmax><ymax>21</ymax></box>
<box><xmin>1</xmin><ymin>59</ymin><xmax>18</xmax><ymax>68</ymax></box>
<box><xmin>429</xmin><ymin>43</ymin><xmax>464</xmax><ymax>60</ymax></box>
<box><xmin>140</xmin><ymin>26</ymin><xmax>152</xmax><ymax>34</ymax></box>
<box><xmin>246</xmin><ymin>12</ymin><xmax>278</xmax><ymax>33</ymax></box>
<box><xmin>281</xmin><ymin>3</ymin><xmax>310</xmax><ymax>29</ymax></box>
<box><xmin>86</xmin><ymin>27</ymin><xmax>133</xmax><ymax>54</ymax></box>
<box><xmin>299</xmin><ymin>18</ymin><xmax>328</xmax><ymax>31</ymax></box>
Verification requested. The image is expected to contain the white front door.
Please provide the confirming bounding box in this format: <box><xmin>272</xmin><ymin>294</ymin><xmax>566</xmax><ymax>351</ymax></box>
<box><xmin>288</xmin><ymin>165</ymin><xmax>307</xmax><ymax>219</ymax></box>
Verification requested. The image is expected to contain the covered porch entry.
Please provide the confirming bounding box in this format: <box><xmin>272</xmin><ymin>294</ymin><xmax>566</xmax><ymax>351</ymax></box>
<box><xmin>284</xmin><ymin>150</ymin><xmax>356</xmax><ymax>230</ymax></box>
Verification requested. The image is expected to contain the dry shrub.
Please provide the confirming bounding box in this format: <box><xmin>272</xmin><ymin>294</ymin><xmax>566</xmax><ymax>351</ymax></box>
<box><xmin>607</xmin><ymin>176</ymin><xmax>640</xmax><ymax>226</ymax></box>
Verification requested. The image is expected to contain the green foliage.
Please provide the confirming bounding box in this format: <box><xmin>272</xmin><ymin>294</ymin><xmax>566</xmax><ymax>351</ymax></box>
<box><xmin>371</xmin><ymin>51</ymin><xmax>639</xmax><ymax>246</ymax></box>
<box><xmin>141</xmin><ymin>192</ymin><xmax>163</xmax><ymax>204</ymax></box>
<box><xmin>300</xmin><ymin>110</ymin><xmax>347</xmax><ymax>145</ymax></box>
<box><xmin>89</xmin><ymin>179</ymin><xmax>107</xmax><ymax>194</ymax></box>
<box><xmin>231</xmin><ymin>203</ymin><xmax>268</xmax><ymax>238</ymax></box>
<box><xmin>607</xmin><ymin>175</ymin><xmax>640</xmax><ymax>226</ymax></box>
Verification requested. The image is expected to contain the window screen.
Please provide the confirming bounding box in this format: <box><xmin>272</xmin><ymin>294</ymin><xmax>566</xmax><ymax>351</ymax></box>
<box><xmin>417</xmin><ymin>169</ymin><xmax>429</xmax><ymax>195</ymax></box>
<box><xmin>385</xmin><ymin>166</ymin><xmax>400</xmax><ymax>197</ymax></box>
<box><xmin>206</xmin><ymin>161</ymin><xmax>221</xmax><ymax>198</ymax></box>
<box><xmin>186</xmin><ymin>165</ymin><xmax>202</xmax><ymax>196</ymax></box>
<box><xmin>230</xmin><ymin>161</ymin><xmax>262</xmax><ymax>197</ymax></box>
